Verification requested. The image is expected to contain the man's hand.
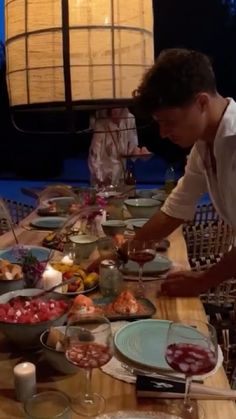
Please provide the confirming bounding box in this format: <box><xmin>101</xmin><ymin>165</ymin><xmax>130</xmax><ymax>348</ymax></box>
<box><xmin>160</xmin><ymin>270</ymin><xmax>209</xmax><ymax>297</ymax></box>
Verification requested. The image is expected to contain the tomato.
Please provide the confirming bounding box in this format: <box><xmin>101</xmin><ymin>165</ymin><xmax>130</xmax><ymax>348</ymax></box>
<box><xmin>63</xmin><ymin>271</ymin><xmax>74</xmax><ymax>280</ymax></box>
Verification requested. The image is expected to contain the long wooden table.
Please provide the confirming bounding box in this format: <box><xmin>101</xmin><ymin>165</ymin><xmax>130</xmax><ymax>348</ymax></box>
<box><xmin>0</xmin><ymin>211</ymin><xmax>235</xmax><ymax>418</ymax></box>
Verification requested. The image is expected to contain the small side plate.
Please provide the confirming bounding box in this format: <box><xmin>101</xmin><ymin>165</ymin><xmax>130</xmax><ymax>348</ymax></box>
<box><xmin>56</xmin><ymin>284</ymin><xmax>98</xmax><ymax>297</ymax></box>
<box><xmin>30</xmin><ymin>216</ymin><xmax>67</xmax><ymax>230</ymax></box>
<box><xmin>93</xmin><ymin>296</ymin><xmax>156</xmax><ymax>321</ymax></box>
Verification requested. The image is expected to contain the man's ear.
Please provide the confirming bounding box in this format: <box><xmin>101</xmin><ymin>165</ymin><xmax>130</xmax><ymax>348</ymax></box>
<box><xmin>195</xmin><ymin>93</ymin><xmax>210</xmax><ymax>113</ymax></box>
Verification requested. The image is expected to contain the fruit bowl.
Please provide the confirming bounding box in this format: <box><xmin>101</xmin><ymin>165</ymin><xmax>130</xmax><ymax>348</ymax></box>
<box><xmin>40</xmin><ymin>326</ymin><xmax>78</xmax><ymax>375</ymax></box>
<box><xmin>50</xmin><ymin>262</ymin><xmax>99</xmax><ymax>295</ymax></box>
<box><xmin>0</xmin><ymin>289</ymin><xmax>71</xmax><ymax>348</ymax></box>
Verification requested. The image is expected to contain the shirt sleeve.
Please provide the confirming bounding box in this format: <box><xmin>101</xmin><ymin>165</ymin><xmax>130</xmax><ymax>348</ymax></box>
<box><xmin>88</xmin><ymin>122</ymin><xmax>106</xmax><ymax>183</ymax></box>
<box><xmin>161</xmin><ymin>145</ymin><xmax>208</xmax><ymax>221</ymax></box>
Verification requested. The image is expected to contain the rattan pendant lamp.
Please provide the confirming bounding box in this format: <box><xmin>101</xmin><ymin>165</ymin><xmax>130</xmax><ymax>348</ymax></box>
<box><xmin>5</xmin><ymin>0</ymin><xmax>154</xmax><ymax>118</ymax></box>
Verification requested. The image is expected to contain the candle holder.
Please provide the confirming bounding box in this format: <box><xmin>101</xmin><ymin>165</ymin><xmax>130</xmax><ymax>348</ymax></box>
<box><xmin>24</xmin><ymin>390</ymin><xmax>71</xmax><ymax>419</ymax></box>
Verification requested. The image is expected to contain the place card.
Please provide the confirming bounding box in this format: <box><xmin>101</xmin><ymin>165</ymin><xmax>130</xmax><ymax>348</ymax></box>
<box><xmin>136</xmin><ymin>375</ymin><xmax>186</xmax><ymax>398</ymax></box>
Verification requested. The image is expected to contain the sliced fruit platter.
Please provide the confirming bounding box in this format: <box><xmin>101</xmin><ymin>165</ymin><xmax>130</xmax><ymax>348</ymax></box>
<box><xmin>50</xmin><ymin>261</ymin><xmax>99</xmax><ymax>295</ymax></box>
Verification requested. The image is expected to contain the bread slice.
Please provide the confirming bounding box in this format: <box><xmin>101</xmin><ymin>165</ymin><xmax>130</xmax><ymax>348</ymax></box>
<box><xmin>46</xmin><ymin>327</ymin><xmax>66</xmax><ymax>351</ymax></box>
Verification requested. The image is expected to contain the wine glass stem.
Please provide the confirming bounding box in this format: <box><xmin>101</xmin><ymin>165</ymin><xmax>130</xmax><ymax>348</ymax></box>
<box><xmin>184</xmin><ymin>375</ymin><xmax>193</xmax><ymax>412</ymax></box>
<box><xmin>84</xmin><ymin>368</ymin><xmax>94</xmax><ymax>403</ymax></box>
<box><xmin>138</xmin><ymin>265</ymin><xmax>144</xmax><ymax>294</ymax></box>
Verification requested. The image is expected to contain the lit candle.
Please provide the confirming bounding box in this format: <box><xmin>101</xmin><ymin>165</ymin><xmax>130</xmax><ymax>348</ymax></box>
<box><xmin>61</xmin><ymin>255</ymin><xmax>73</xmax><ymax>266</ymax></box>
<box><xmin>42</xmin><ymin>265</ymin><xmax>62</xmax><ymax>290</ymax></box>
<box><xmin>13</xmin><ymin>362</ymin><xmax>36</xmax><ymax>402</ymax></box>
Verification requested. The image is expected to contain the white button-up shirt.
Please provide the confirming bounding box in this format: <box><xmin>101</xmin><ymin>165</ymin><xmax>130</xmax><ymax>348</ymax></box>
<box><xmin>88</xmin><ymin>112</ymin><xmax>138</xmax><ymax>185</ymax></box>
<box><xmin>162</xmin><ymin>98</ymin><xmax>236</xmax><ymax>231</ymax></box>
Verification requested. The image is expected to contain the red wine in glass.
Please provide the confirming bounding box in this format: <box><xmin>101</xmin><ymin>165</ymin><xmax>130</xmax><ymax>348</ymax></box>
<box><xmin>128</xmin><ymin>249</ymin><xmax>156</xmax><ymax>266</ymax></box>
<box><xmin>165</xmin><ymin>320</ymin><xmax>218</xmax><ymax>419</ymax></box>
<box><xmin>166</xmin><ymin>343</ymin><xmax>217</xmax><ymax>375</ymax></box>
<box><xmin>127</xmin><ymin>240</ymin><xmax>156</xmax><ymax>296</ymax></box>
<box><xmin>66</xmin><ymin>342</ymin><xmax>112</xmax><ymax>369</ymax></box>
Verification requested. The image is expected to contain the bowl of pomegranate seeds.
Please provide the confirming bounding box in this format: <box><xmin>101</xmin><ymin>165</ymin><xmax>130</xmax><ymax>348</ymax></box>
<box><xmin>0</xmin><ymin>289</ymin><xmax>71</xmax><ymax>348</ymax></box>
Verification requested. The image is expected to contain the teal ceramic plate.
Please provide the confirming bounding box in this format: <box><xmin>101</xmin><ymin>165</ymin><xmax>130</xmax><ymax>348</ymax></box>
<box><xmin>93</xmin><ymin>297</ymin><xmax>156</xmax><ymax>321</ymax></box>
<box><xmin>30</xmin><ymin>217</ymin><xmax>67</xmax><ymax>230</ymax></box>
<box><xmin>0</xmin><ymin>245</ymin><xmax>50</xmax><ymax>263</ymax></box>
<box><xmin>115</xmin><ymin>319</ymin><xmax>218</xmax><ymax>372</ymax></box>
<box><xmin>115</xmin><ymin>319</ymin><xmax>172</xmax><ymax>370</ymax></box>
<box><xmin>122</xmin><ymin>254</ymin><xmax>172</xmax><ymax>278</ymax></box>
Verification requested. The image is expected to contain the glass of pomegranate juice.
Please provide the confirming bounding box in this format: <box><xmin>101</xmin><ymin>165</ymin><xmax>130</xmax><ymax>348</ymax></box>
<box><xmin>65</xmin><ymin>314</ymin><xmax>113</xmax><ymax>416</ymax></box>
<box><xmin>165</xmin><ymin>319</ymin><xmax>218</xmax><ymax>418</ymax></box>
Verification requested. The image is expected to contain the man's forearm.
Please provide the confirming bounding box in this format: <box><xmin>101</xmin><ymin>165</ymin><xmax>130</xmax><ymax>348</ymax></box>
<box><xmin>202</xmin><ymin>247</ymin><xmax>236</xmax><ymax>288</ymax></box>
<box><xmin>134</xmin><ymin>210</ymin><xmax>183</xmax><ymax>242</ymax></box>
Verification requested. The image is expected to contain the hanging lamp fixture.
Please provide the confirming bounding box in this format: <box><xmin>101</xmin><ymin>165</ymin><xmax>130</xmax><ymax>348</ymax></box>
<box><xmin>5</xmin><ymin>0</ymin><xmax>154</xmax><ymax>115</ymax></box>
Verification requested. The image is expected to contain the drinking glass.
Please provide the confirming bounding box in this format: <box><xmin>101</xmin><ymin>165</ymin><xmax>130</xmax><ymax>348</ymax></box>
<box><xmin>24</xmin><ymin>390</ymin><xmax>71</xmax><ymax>419</ymax></box>
<box><xmin>65</xmin><ymin>314</ymin><xmax>113</xmax><ymax>416</ymax></box>
<box><xmin>165</xmin><ymin>319</ymin><xmax>218</xmax><ymax>418</ymax></box>
<box><xmin>127</xmin><ymin>239</ymin><xmax>156</xmax><ymax>295</ymax></box>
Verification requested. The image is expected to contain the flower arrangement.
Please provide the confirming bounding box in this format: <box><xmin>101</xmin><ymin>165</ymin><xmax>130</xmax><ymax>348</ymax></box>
<box><xmin>14</xmin><ymin>246</ymin><xmax>46</xmax><ymax>288</ymax></box>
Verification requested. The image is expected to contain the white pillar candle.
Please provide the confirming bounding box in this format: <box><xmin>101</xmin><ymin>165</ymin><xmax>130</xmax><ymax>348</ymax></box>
<box><xmin>42</xmin><ymin>265</ymin><xmax>62</xmax><ymax>290</ymax></box>
<box><xmin>61</xmin><ymin>255</ymin><xmax>73</xmax><ymax>266</ymax></box>
<box><xmin>13</xmin><ymin>362</ymin><xmax>36</xmax><ymax>402</ymax></box>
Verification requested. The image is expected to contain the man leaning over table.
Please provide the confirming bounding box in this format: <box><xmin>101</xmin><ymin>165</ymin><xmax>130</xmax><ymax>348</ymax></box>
<box><xmin>130</xmin><ymin>48</ymin><xmax>236</xmax><ymax>297</ymax></box>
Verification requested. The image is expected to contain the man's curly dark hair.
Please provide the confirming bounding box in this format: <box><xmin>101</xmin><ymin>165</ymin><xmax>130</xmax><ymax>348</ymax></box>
<box><xmin>133</xmin><ymin>48</ymin><xmax>217</xmax><ymax>117</ymax></box>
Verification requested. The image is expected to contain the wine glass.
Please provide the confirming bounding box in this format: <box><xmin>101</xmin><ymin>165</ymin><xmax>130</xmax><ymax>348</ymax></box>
<box><xmin>165</xmin><ymin>319</ymin><xmax>218</xmax><ymax>418</ymax></box>
<box><xmin>65</xmin><ymin>314</ymin><xmax>113</xmax><ymax>416</ymax></box>
<box><xmin>127</xmin><ymin>239</ymin><xmax>156</xmax><ymax>295</ymax></box>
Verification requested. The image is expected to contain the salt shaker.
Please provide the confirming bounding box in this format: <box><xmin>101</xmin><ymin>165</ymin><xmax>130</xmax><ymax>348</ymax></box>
<box><xmin>13</xmin><ymin>362</ymin><xmax>36</xmax><ymax>402</ymax></box>
<box><xmin>99</xmin><ymin>259</ymin><xmax>123</xmax><ymax>297</ymax></box>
